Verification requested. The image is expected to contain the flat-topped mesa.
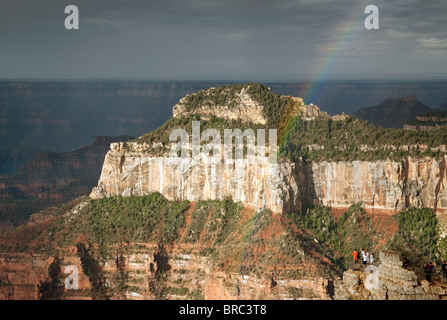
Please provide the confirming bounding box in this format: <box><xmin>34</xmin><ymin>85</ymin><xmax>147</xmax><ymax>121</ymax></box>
<box><xmin>91</xmin><ymin>84</ymin><xmax>447</xmax><ymax>216</ymax></box>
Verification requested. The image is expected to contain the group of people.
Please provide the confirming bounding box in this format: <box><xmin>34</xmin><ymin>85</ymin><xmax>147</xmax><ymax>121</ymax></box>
<box><xmin>350</xmin><ymin>249</ymin><xmax>447</xmax><ymax>283</ymax></box>
<box><xmin>351</xmin><ymin>249</ymin><xmax>373</xmax><ymax>269</ymax></box>
<box><xmin>425</xmin><ymin>259</ymin><xmax>447</xmax><ymax>283</ymax></box>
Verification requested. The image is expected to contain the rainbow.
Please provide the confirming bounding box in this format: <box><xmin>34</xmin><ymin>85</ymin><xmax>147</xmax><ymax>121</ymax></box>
<box><xmin>302</xmin><ymin>1</ymin><xmax>371</xmax><ymax>105</ymax></box>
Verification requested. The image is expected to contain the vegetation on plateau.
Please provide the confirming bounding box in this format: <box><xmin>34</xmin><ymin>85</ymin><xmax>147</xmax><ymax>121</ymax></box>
<box><xmin>388</xmin><ymin>207</ymin><xmax>446</xmax><ymax>268</ymax></box>
<box><xmin>178</xmin><ymin>83</ymin><xmax>295</xmax><ymax>128</ymax></box>
<box><xmin>407</xmin><ymin>110</ymin><xmax>447</xmax><ymax>127</ymax></box>
<box><xmin>46</xmin><ymin>193</ymin><xmax>190</xmax><ymax>256</ymax></box>
<box><xmin>291</xmin><ymin>204</ymin><xmax>447</xmax><ymax>270</ymax></box>
<box><xmin>287</xmin><ymin>203</ymin><xmax>382</xmax><ymax>269</ymax></box>
<box><xmin>133</xmin><ymin>83</ymin><xmax>297</xmax><ymax>157</ymax></box>
<box><xmin>131</xmin><ymin>83</ymin><xmax>447</xmax><ymax>162</ymax></box>
<box><xmin>280</xmin><ymin>115</ymin><xmax>447</xmax><ymax>162</ymax></box>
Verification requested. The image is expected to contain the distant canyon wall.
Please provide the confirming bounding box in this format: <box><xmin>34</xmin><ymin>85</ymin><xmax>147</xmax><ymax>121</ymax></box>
<box><xmin>91</xmin><ymin>142</ymin><xmax>447</xmax><ymax>215</ymax></box>
<box><xmin>0</xmin><ymin>136</ymin><xmax>132</xmax><ymax>202</ymax></box>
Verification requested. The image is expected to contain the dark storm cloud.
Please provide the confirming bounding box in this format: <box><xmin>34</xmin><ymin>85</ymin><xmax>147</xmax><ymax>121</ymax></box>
<box><xmin>0</xmin><ymin>0</ymin><xmax>446</xmax><ymax>80</ymax></box>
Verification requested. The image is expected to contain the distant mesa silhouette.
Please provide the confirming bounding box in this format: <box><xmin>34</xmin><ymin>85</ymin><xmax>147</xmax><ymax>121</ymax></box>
<box><xmin>354</xmin><ymin>95</ymin><xmax>436</xmax><ymax>128</ymax></box>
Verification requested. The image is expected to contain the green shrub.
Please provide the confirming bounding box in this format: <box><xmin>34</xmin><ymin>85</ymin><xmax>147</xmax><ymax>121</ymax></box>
<box><xmin>280</xmin><ymin>116</ymin><xmax>447</xmax><ymax>162</ymax></box>
<box><xmin>49</xmin><ymin>193</ymin><xmax>190</xmax><ymax>256</ymax></box>
<box><xmin>387</xmin><ymin>207</ymin><xmax>442</xmax><ymax>267</ymax></box>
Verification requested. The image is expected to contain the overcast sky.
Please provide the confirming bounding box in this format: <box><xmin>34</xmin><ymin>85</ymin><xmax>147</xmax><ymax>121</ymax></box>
<box><xmin>1</xmin><ymin>0</ymin><xmax>446</xmax><ymax>81</ymax></box>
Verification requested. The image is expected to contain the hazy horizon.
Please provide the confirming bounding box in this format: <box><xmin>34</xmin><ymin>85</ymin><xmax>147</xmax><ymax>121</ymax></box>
<box><xmin>2</xmin><ymin>74</ymin><xmax>447</xmax><ymax>82</ymax></box>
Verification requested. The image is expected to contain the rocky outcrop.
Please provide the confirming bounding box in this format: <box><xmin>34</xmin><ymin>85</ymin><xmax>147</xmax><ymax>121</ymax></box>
<box><xmin>90</xmin><ymin>87</ymin><xmax>447</xmax><ymax>215</ymax></box>
<box><xmin>0</xmin><ymin>254</ymin><xmax>50</xmax><ymax>300</ymax></box>
<box><xmin>334</xmin><ymin>251</ymin><xmax>447</xmax><ymax>300</ymax></box>
<box><xmin>172</xmin><ymin>86</ymin><xmax>270</xmax><ymax>124</ymax></box>
<box><xmin>171</xmin><ymin>85</ymin><xmax>334</xmax><ymax>125</ymax></box>
<box><xmin>404</xmin><ymin>110</ymin><xmax>447</xmax><ymax>131</ymax></box>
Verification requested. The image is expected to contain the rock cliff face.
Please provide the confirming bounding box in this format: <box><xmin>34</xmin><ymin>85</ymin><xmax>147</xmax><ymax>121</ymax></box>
<box><xmin>334</xmin><ymin>251</ymin><xmax>447</xmax><ymax>300</ymax></box>
<box><xmin>0</xmin><ymin>254</ymin><xmax>50</xmax><ymax>300</ymax></box>
<box><xmin>91</xmin><ymin>144</ymin><xmax>447</xmax><ymax>215</ymax></box>
<box><xmin>90</xmin><ymin>144</ymin><xmax>293</xmax><ymax>213</ymax></box>
<box><xmin>306</xmin><ymin>157</ymin><xmax>447</xmax><ymax>214</ymax></box>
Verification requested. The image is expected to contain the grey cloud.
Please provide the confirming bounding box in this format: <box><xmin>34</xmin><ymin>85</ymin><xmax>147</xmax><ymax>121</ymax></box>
<box><xmin>0</xmin><ymin>0</ymin><xmax>446</xmax><ymax>80</ymax></box>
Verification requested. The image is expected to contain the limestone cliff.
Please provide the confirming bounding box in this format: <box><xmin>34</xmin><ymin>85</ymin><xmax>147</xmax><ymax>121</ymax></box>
<box><xmin>91</xmin><ymin>152</ymin><xmax>447</xmax><ymax>214</ymax></box>
<box><xmin>306</xmin><ymin>157</ymin><xmax>447</xmax><ymax>214</ymax></box>
<box><xmin>90</xmin><ymin>145</ymin><xmax>294</xmax><ymax>213</ymax></box>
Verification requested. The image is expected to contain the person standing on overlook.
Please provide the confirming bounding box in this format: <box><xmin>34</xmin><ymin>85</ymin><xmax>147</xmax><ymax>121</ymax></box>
<box><xmin>441</xmin><ymin>259</ymin><xmax>447</xmax><ymax>283</ymax></box>
<box><xmin>361</xmin><ymin>249</ymin><xmax>368</xmax><ymax>268</ymax></box>
<box><xmin>352</xmin><ymin>250</ymin><xmax>359</xmax><ymax>269</ymax></box>
<box><xmin>424</xmin><ymin>261</ymin><xmax>434</xmax><ymax>282</ymax></box>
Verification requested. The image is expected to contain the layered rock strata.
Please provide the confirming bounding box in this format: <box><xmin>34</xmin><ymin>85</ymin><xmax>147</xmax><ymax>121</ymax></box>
<box><xmin>91</xmin><ymin>141</ymin><xmax>447</xmax><ymax>215</ymax></box>
<box><xmin>0</xmin><ymin>249</ymin><xmax>331</xmax><ymax>300</ymax></box>
<box><xmin>90</xmin><ymin>146</ymin><xmax>294</xmax><ymax>214</ymax></box>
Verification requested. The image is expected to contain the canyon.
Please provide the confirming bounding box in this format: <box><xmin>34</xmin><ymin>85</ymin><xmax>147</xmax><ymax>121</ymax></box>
<box><xmin>1</xmin><ymin>83</ymin><xmax>447</xmax><ymax>301</ymax></box>
<box><xmin>0</xmin><ymin>135</ymin><xmax>132</xmax><ymax>226</ymax></box>
<box><xmin>0</xmin><ymin>198</ymin><xmax>336</xmax><ymax>300</ymax></box>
